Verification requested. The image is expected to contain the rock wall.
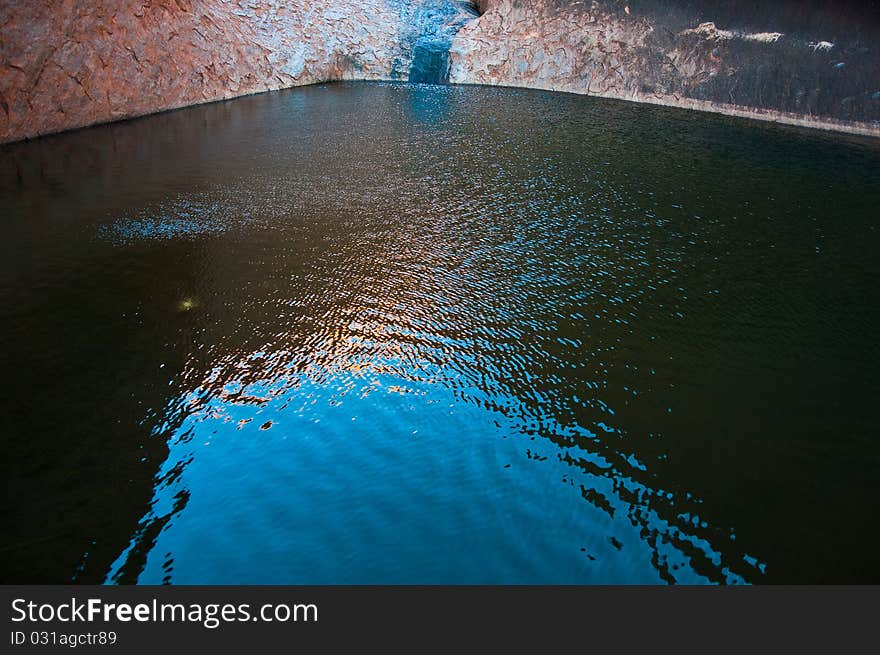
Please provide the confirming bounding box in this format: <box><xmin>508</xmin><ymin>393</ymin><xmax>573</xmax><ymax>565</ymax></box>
<box><xmin>2</xmin><ymin>0</ymin><xmax>879</xmax><ymax>143</ymax></box>
<box><xmin>0</xmin><ymin>0</ymin><xmax>416</xmax><ymax>144</ymax></box>
<box><xmin>450</xmin><ymin>0</ymin><xmax>880</xmax><ymax>135</ymax></box>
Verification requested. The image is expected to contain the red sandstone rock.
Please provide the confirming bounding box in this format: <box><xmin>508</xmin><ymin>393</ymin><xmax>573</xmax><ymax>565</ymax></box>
<box><xmin>0</xmin><ymin>0</ymin><xmax>405</xmax><ymax>143</ymax></box>
<box><xmin>1</xmin><ymin>0</ymin><xmax>877</xmax><ymax>143</ymax></box>
<box><xmin>450</xmin><ymin>0</ymin><xmax>879</xmax><ymax>136</ymax></box>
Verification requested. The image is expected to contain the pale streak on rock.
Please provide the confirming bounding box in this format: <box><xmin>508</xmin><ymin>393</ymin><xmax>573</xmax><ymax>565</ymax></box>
<box><xmin>449</xmin><ymin>0</ymin><xmax>879</xmax><ymax>137</ymax></box>
<box><xmin>1</xmin><ymin>0</ymin><xmax>877</xmax><ymax>143</ymax></box>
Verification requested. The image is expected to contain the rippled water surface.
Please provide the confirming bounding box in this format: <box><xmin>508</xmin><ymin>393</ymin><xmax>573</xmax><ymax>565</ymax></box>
<box><xmin>2</xmin><ymin>83</ymin><xmax>879</xmax><ymax>584</ymax></box>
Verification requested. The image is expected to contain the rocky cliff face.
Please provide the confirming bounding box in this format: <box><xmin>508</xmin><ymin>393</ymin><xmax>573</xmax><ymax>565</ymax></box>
<box><xmin>450</xmin><ymin>0</ymin><xmax>880</xmax><ymax>134</ymax></box>
<box><xmin>1</xmin><ymin>0</ymin><xmax>878</xmax><ymax>143</ymax></box>
<box><xmin>0</xmin><ymin>0</ymin><xmax>419</xmax><ymax>143</ymax></box>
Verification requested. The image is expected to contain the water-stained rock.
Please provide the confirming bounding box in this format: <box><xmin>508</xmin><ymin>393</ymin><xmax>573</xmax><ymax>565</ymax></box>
<box><xmin>2</xmin><ymin>0</ymin><xmax>878</xmax><ymax>142</ymax></box>
<box><xmin>449</xmin><ymin>0</ymin><xmax>880</xmax><ymax>135</ymax></box>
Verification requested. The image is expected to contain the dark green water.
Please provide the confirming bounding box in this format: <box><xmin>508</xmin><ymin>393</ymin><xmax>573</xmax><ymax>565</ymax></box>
<box><xmin>1</xmin><ymin>82</ymin><xmax>879</xmax><ymax>584</ymax></box>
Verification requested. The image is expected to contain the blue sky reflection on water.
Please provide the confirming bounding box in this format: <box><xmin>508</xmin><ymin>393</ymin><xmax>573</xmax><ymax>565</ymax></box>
<box><xmin>105</xmin><ymin>335</ymin><xmax>751</xmax><ymax>584</ymax></box>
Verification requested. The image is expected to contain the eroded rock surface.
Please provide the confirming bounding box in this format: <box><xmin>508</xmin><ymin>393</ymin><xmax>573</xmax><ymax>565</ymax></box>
<box><xmin>450</xmin><ymin>0</ymin><xmax>880</xmax><ymax>134</ymax></box>
<box><xmin>0</xmin><ymin>0</ymin><xmax>416</xmax><ymax>143</ymax></box>
<box><xmin>2</xmin><ymin>0</ymin><xmax>879</xmax><ymax>142</ymax></box>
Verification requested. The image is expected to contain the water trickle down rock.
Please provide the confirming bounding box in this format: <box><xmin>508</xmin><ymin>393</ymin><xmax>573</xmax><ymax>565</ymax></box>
<box><xmin>408</xmin><ymin>1</ymin><xmax>480</xmax><ymax>84</ymax></box>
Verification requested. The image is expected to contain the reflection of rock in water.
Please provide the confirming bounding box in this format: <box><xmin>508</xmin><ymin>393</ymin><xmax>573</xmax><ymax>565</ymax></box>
<box><xmin>409</xmin><ymin>1</ymin><xmax>480</xmax><ymax>84</ymax></box>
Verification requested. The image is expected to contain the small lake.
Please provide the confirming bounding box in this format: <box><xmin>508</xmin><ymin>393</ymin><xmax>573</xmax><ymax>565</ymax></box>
<box><xmin>2</xmin><ymin>82</ymin><xmax>879</xmax><ymax>584</ymax></box>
